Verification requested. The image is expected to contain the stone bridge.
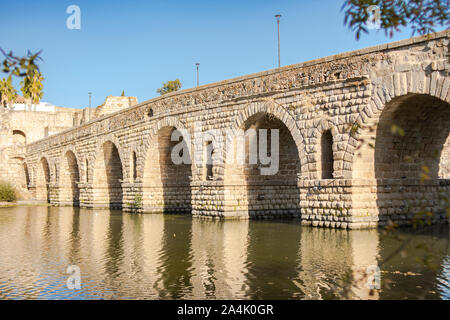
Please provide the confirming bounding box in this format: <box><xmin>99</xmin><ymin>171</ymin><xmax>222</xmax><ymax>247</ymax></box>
<box><xmin>24</xmin><ymin>31</ymin><xmax>450</xmax><ymax>229</ymax></box>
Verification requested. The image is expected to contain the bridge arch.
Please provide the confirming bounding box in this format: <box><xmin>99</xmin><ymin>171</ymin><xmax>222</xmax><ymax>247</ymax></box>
<box><xmin>124</xmin><ymin>141</ymin><xmax>146</xmax><ymax>183</ymax></box>
<box><xmin>224</xmin><ymin>102</ymin><xmax>306</xmax><ymax>171</ymax></box>
<box><xmin>223</xmin><ymin>102</ymin><xmax>303</xmax><ymax>218</ymax></box>
<box><xmin>23</xmin><ymin>161</ymin><xmax>30</xmax><ymax>190</ymax></box>
<box><xmin>58</xmin><ymin>148</ymin><xmax>81</xmax><ymax>206</ymax></box>
<box><xmin>349</xmin><ymin>71</ymin><xmax>449</xmax><ymax>223</ymax></box>
<box><xmin>36</xmin><ymin>156</ymin><xmax>50</xmax><ymax>202</ymax></box>
<box><xmin>350</xmin><ymin>71</ymin><xmax>450</xmax><ymax>179</ymax></box>
<box><xmin>141</xmin><ymin>117</ymin><xmax>189</xmax><ymax>157</ymax></box>
<box><xmin>372</xmin><ymin>94</ymin><xmax>450</xmax><ymax>180</ymax></box>
<box><xmin>142</xmin><ymin>118</ymin><xmax>193</xmax><ymax>213</ymax></box>
<box><xmin>92</xmin><ymin>136</ymin><xmax>125</xmax><ymax>209</ymax></box>
<box><xmin>12</xmin><ymin>129</ymin><xmax>27</xmax><ymax>145</ymax></box>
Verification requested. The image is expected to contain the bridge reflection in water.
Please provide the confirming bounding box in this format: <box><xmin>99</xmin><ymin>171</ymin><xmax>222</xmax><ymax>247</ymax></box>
<box><xmin>0</xmin><ymin>206</ymin><xmax>448</xmax><ymax>300</ymax></box>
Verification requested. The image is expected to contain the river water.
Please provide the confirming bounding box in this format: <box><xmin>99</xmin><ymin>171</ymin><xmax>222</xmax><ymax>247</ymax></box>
<box><xmin>0</xmin><ymin>206</ymin><xmax>448</xmax><ymax>300</ymax></box>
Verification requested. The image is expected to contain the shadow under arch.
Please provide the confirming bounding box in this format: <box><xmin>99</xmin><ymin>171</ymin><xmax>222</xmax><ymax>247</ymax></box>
<box><xmin>59</xmin><ymin>150</ymin><xmax>81</xmax><ymax>206</ymax></box>
<box><xmin>93</xmin><ymin>141</ymin><xmax>124</xmax><ymax>209</ymax></box>
<box><xmin>23</xmin><ymin>162</ymin><xmax>30</xmax><ymax>190</ymax></box>
<box><xmin>373</xmin><ymin>93</ymin><xmax>450</xmax><ymax>223</ymax></box>
<box><xmin>37</xmin><ymin>157</ymin><xmax>50</xmax><ymax>203</ymax></box>
<box><xmin>224</xmin><ymin>112</ymin><xmax>301</xmax><ymax>218</ymax></box>
<box><xmin>142</xmin><ymin>126</ymin><xmax>192</xmax><ymax>214</ymax></box>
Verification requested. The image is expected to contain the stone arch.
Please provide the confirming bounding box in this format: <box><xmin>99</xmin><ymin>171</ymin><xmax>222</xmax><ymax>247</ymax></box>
<box><xmin>12</xmin><ymin>129</ymin><xmax>26</xmax><ymax>145</ymax></box>
<box><xmin>348</xmin><ymin>70</ymin><xmax>449</xmax><ymax>224</ymax></box>
<box><xmin>349</xmin><ymin>70</ymin><xmax>450</xmax><ymax>179</ymax></box>
<box><xmin>310</xmin><ymin>119</ymin><xmax>339</xmax><ymax>180</ymax></box>
<box><xmin>36</xmin><ymin>156</ymin><xmax>50</xmax><ymax>202</ymax></box>
<box><xmin>125</xmin><ymin>142</ymin><xmax>146</xmax><ymax>183</ymax></box>
<box><xmin>224</xmin><ymin>102</ymin><xmax>306</xmax><ymax>174</ymax></box>
<box><xmin>81</xmin><ymin>153</ymin><xmax>94</xmax><ymax>183</ymax></box>
<box><xmin>92</xmin><ymin>134</ymin><xmax>127</xmax><ymax>167</ymax></box>
<box><xmin>91</xmin><ymin>133</ymin><xmax>127</xmax><ymax>180</ymax></box>
<box><xmin>141</xmin><ymin>118</ymin><xmax>193</xmax><ymax>213</ymax></box>
<box><xmin>223</xmin><ymin>102</ymin><xmax>302</xmax><ymax>218</ymax></box>
<box><xmin>58</xmin><ymin>148</ymin><xmax>81</xmax><ymax>206</ymax></box>
<box><xmin>92</xmin><ymin>137</ymin><xmax>125</xmax><ymax>209</ymax></box>
<box><xmin>373</xmin><ymin>94</ymin><xmax>449</xmax><ymax>180</ymax></box>
<box><xmin>141</xmin><ymin>117</ymin><xmax>190</xmax><ymax>159</ymax></box>
<box><xmin>23</xmin><ymin>161</ymin><xmax>30</xmax><ymax>190</ymax></box>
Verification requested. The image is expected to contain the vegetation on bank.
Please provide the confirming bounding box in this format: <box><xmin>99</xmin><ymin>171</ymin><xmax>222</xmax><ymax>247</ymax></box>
<box><xmin>0</xmin><ymin>180</ymin><xmax>17</xmax><ymax>202</ymax></box>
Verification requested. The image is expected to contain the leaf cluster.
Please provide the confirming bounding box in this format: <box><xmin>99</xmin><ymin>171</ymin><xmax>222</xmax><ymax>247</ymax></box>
<box><xmin>342</xmin><ymin>0</ymin><xmax>449</xmax><ymax>39</ymax></box>
<box><xmin>0</xmin><ymin>77</ymin><xmax>18</xmax><ymax>107</ymax></box>
<box><xmin>20</xmin><ymin>69</ymin><xmax>44</xmax><ymax>105</ymax></box>
<box><xmin>157</xmin><ymin>79</ymin><xmax>182</xmax><ymax>95</ymax></box>
<box><xmin>1</xmin><ymin>48</ymin><xmax>42</xmax><ymax>80</ymax></box>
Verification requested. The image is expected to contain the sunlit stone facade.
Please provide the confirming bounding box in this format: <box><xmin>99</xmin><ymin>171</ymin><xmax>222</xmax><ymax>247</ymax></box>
<box><xmin>21</xmin><ymin>31</ymin><xmax>450</xmax><ymax>229</ymax></box>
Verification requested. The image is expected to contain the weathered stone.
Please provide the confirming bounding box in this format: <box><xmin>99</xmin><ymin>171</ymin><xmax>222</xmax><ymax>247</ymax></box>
<box><xmin>1</xmin><ymin>31</ymin><xmax>448</xmax><ymax>230</ymax></box>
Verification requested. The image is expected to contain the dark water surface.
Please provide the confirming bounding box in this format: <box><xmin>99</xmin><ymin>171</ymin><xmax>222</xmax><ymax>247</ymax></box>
<box><xmin>0</xmin><ymin>206</ymin><xmax>448</xmax><ymax>300</ymax></box>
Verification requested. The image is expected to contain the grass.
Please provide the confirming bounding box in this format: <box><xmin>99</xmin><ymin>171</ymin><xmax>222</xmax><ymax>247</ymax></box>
<box><xmin>0</xmin><ymin>181</ymin><xmax>17</xmax><ymax>202</ymax></box>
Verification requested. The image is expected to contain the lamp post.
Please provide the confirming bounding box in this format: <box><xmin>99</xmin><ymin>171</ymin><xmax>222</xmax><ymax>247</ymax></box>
<box><xmin>275</xmin><ymin>14</ymin><xmax>281</xmax><ymax>68</ymax></box>
<box><xmin>196</xmin><ymin>63</ymin><xmax>200</xmax><ymax>87</ymax></box>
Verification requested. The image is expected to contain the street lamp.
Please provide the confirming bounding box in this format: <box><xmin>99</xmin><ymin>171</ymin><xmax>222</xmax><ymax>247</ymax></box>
<box><xmin>196</xmin><ymin>63</ymin><xmax>200</xmax><ymax>87</ymax></box>
<box><xmin>275</xmin><ymin>14</ymin><xmax>281</xmax><ymax>68</ymax></box>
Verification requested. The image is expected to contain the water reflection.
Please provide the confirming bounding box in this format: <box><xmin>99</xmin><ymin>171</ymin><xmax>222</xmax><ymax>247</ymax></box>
<box><xmin>378</xmin><ymin>225</ymin><xmax>449</xmax><ymax>300</ymax></box>
<box><xmin>0</xmin><ymin>206</ymin><xmax>447</xmax><ymax>300</ymax></box>
<box><xmin>190</xmin><ymin>219</ymin><xmax>249</xmax><ymax>299</ymax></box>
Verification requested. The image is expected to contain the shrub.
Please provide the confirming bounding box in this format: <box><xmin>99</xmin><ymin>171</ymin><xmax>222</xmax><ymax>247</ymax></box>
<box><xmin>134</xmin><ymin>193</ymin><xmax>143</xmax><ymax>209</ymax></box>
<box><xmin>0</xmin><ymin>181</ymin><xmax>17</xmax><ymax>202</ymax></box>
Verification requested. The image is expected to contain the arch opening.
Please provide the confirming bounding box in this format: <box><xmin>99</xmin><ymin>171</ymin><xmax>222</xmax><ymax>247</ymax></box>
<box><xmin>373</xmin><ymin>94</ymin><xmax>450</xmax><ymax>220</ymax></box>
<box><xmin>132</xmin><ymin>151</ymin><xmax>137</xmax><ymax>182</ymax></box>
<box><xmin>59</xmin><ymin>151</ymin><xmax>80</xmax><ymax>206</ymax></box>
<box><xmin>143</xmin><ymin>126</ymin><xmax>192</xmax><ymax>214</ymax></box>
<box><xmin>23</xmin><ymin>162</ymin><xmax>30</xmax><ymax>189</ymax></box>
<box><xmin>375</xmin><ymin>94</ymin><xmax>450</xmax><ymax>180</ymax></box>
<box><xmin>12</xmin><ymin>130</ymin><xmax>26</xmax><ymax>145</ymax></box>
<box><xmin>36</xmin><ymin>157</ymin><xmax>50</xmax><ymax>203</ymax></box>
<box><xmin>203</xmin><ymin>140</ymin><xmax>214</xmax><ymax>181</ymax></box>
<box><xmin>319</xmin><ymin>130</ymin><xmax>334</xmax><ymax>179</ymax></box>
<box><xmin>93</xmin><ymin>141</ymin><xmax>124</xmax><ymax>209</ymax></box>
<box><xmin>224</xmin><ymin>112</ymin><xmax>301</xmax><ymax>218</ymax></box>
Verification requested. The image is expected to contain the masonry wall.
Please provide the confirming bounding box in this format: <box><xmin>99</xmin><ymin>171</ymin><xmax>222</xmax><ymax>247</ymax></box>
<box><xmin>94</xmin><ymin>96</ymin><xmax>138</xmax><ymax>119</ymax></box>
<box><xmin>24</xmin><ymin>31</ymin><xmax>450</xmax><ymax>229</ymax></box>
<box><xmin>0</xmin><ymin>109</ymin><xmax>76</xmax><ymax>197</ymax></box>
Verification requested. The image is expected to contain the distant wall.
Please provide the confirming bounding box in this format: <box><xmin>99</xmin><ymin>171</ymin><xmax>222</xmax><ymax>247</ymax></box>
<box><xmin>94</xmin><ymin>96</ymin><xmax>138</xmax><ymax>119</ymax></box>
<box><xmin>0</xmin><ymin>95</ymin><xmax>137</xmax><ymax>198</ymax></box>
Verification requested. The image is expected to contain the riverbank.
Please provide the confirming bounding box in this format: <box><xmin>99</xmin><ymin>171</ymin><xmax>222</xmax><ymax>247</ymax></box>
<box><xmin>0</xmin><ymin>200</ymin><xmax>50</xmax><ymax>207</ymax></box>
<box><xmin>0</xmin><ymin>202</ymin><xmax>14</xmax><ymax>207</ymax></box>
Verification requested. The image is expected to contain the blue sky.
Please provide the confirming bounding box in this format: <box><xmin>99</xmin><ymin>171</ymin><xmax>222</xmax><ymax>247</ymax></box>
<box><xmin>1</xmin><ymin>0</ymin><xmax>446</xmax><ymax>109</ymax></box>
